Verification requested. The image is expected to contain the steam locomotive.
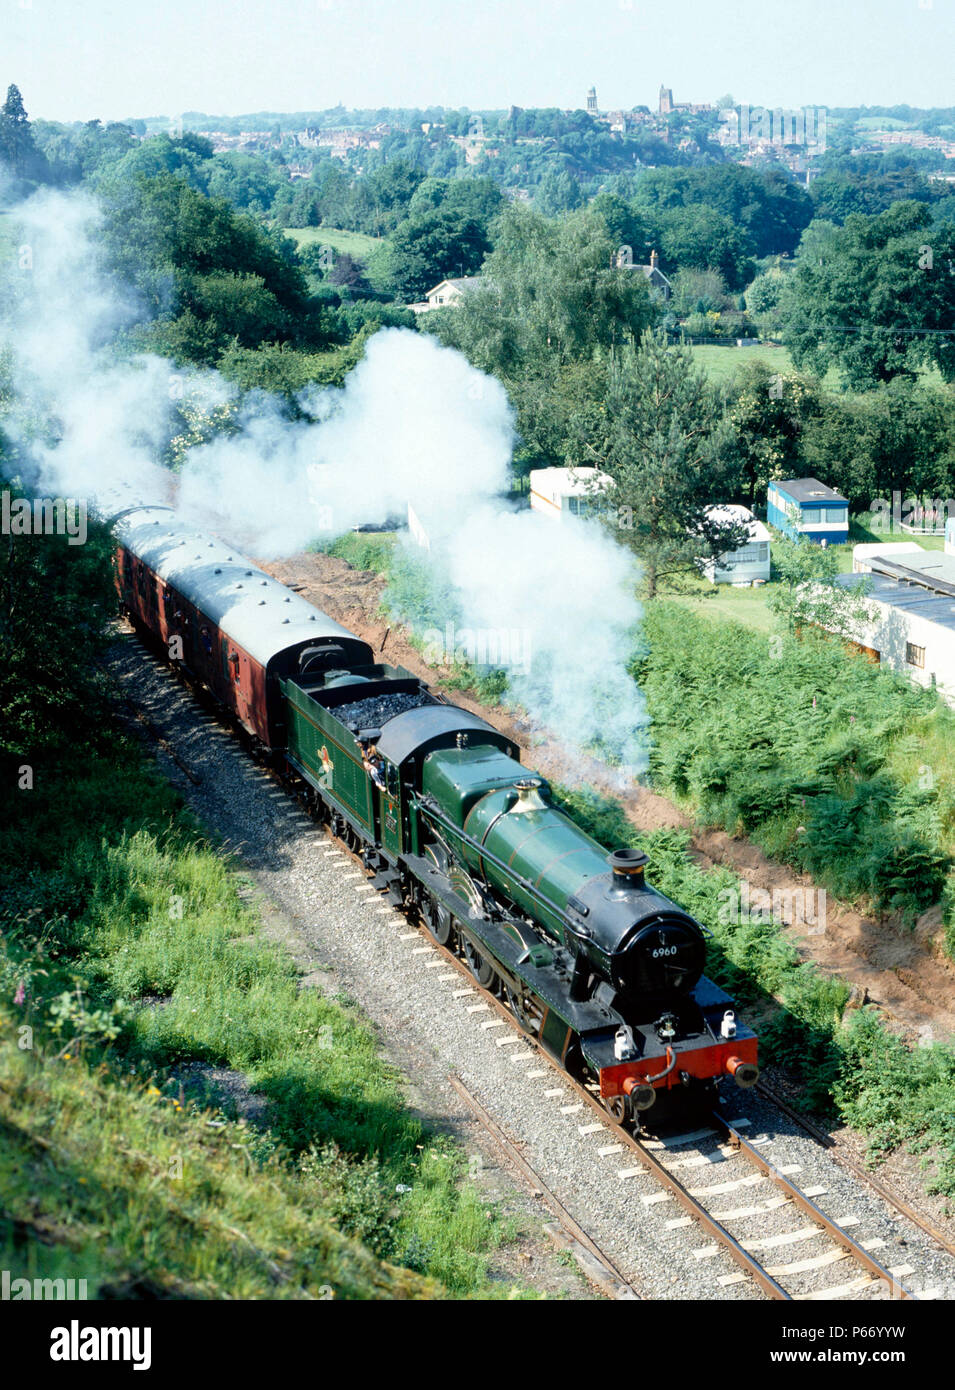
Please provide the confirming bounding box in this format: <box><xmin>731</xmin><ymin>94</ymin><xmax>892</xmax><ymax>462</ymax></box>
<box><xmin>114</xmin><ymin>505</ymin><xmax>758</xmax><ymax>1124</ymax></box>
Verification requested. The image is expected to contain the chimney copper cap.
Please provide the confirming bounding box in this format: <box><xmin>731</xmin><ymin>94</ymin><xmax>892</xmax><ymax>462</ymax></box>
<box><xmin>608</xmin><ymin>848</ymin><xmax>649</xmax><ymax>879</ymax></box>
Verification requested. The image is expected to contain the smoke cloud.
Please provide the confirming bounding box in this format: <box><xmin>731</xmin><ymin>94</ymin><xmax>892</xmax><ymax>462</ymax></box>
<box><xmin>0</xmin><ymin>188</ymin><xmax>648</xmax><ymax>773</ymax></box>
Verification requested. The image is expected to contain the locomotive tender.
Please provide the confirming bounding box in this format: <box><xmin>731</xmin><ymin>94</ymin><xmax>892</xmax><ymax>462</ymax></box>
<box><xmin>114</xmin><ymin>505</ymin><xmax>758</xmax><ymax>1123</ymax></box>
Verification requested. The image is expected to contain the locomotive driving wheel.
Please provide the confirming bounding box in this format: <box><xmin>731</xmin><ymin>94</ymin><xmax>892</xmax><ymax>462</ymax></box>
<box><xmin>422</xmin><ymin>892</ymin><xmax>453</xmax><ymax>946</ymax></box>
<box><xmin>503</xmin><ymin>982</ymin><xmax>537</xmax><ymax>1034</ymax></box>
<box><xmin>462</xmin><ymin>936</ymin><xmax>496</xmax><ymax>989</ymax></box>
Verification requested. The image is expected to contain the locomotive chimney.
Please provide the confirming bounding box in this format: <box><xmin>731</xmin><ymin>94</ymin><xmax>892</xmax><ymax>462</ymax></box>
<box><xmin>608</xmin><ymin>848</ymin><xmax>648</xmax><ymax>884</ymax></box>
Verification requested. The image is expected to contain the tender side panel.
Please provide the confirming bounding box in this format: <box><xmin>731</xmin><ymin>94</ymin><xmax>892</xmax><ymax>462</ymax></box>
<box><xmin>283</xmin><ymin>680</ymin><xmax>374</xmax><ymax>831</ymax></box>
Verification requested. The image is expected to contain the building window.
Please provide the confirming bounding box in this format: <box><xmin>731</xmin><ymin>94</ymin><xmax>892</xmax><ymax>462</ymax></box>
<box><xmin>831</xmin><ymin>508</ymin><xmax>848</xmax><ymax>524</ymax></box>
<box><xmin>802</xmin><ymin>507</ymin><xmax>821</xmax><ymax>524</ymax></box>
<box><xmin>757</xmin><ymin>543</ymin><xmax>768</xmax><ymax>560</ymax></box>
<box><xmin>906</xmin><ymin>642</ymin><xmax>925</xmax><ymax>669</ymax></box>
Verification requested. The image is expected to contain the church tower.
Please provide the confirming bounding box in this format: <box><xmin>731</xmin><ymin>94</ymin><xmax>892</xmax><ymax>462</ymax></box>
<box><xmin>587</xmin><ymin>86</ymin><xmax>597</xmax><ymax>115</ymax></box>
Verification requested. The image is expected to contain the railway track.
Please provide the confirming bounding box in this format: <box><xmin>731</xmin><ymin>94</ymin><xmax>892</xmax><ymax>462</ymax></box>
<box><xmin>365</xmin><ymin>883</ymin><xmax>921</xmax><ymax>1302</ymax></box>
<box><xmin>251</xmin><ymin>795</ymin><xmax>930</xmax><ymax>1300</ymax></box>
<box><xmin>115</xmin><ymin>627</ymin><xmax>948</xmax><ymax>1301</ymax></box>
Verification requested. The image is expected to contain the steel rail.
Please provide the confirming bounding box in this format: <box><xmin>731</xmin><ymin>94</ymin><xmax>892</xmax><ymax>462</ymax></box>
<box><xmin>712</xmin><ymin>1112</ymin><xmax>916</xmax><ymax>1300</ymax></box>
<box><xmin>755</xmin><ymin>1079</ymin><xmax>955</xmax><ymax>1261</ymax></box>
<box><xmin>446</xmin><ymin>1072</ymin><xmax>641</xmax><ymax>1300</ymax></box>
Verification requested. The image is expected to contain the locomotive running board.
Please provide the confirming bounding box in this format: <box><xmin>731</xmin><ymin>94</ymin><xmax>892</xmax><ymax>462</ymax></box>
<box><xmin>402</xmin><ymin>851</ymin><xmax>619</xmax><ymax>1038</ymax></box>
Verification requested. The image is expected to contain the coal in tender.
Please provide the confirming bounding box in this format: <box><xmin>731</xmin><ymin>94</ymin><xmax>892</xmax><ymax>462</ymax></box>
<box><xmin>336</xmin><ymin>689</ymin><xmax>436</xmax><ymax>732</ymax></box>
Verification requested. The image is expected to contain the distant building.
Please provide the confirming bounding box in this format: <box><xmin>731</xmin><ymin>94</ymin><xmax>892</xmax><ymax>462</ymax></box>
<box><xmin>829</xmin><ymin>546</ymin><xmax>955</xmax><ymax>703</ymax></box>
<box><xmin>658</xmin><ymin>84</ymin><xmax>714</xmax><ymax>118</ymax></box>
<box><xmin>767</xmin><ymin>478</ymin><xmax>849</xmax><ymax>544</ymax></box>
<box><xmin>587</xmin><ymin>86</ymin><xmax>598</xmax><ymax>115</ymax></box>
<box><xmin>699</xmin><ymin>505</ymin><xmax>771</xmax><ymax>585</ymax></box>
<box><xmin>529</xmin><ymin>467</ymin><xmax>610</xmax><ymax>521</ymax></box>
<box><xmin>410</xmin><ymin>276</ymin><xmax>484</xmax><ymax>314</ymax></box>
<box><xmin>616</xmin><ymin>247</ymin><xmax>672</xmax><ymax>300</ymax></box>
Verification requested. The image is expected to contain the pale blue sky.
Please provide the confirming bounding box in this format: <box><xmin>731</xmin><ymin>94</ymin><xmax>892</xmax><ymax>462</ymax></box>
<box><xmin>4</xmin><ymin>0</ymin><xmax>954</xmax><ymax>123</ymax></box>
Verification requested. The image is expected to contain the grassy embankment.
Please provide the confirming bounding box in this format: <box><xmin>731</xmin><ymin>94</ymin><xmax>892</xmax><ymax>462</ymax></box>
<box><xmin>323</xmin><ymin>529</ymin><xmax>955</xmax><ymax>1196</ymax></box>
<box><xmin>1</xmin><ymin>726</ymin><xmax>535</xmax><ymax>1299</ymax></box>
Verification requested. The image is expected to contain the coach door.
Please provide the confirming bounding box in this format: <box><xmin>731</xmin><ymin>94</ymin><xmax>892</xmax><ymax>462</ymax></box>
<box><xmin>221</xmin><ymin>637</ymin><xmax>253</xmax><ymax>730</ymax></box>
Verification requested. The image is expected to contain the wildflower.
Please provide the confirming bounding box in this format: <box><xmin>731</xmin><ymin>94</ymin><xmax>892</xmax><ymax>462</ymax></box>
<box><xmin>146</xmin><ymin>1085</ymin><xmax>162</xmax><ymax>1097</ymax></box>
<box><xmin>62</xmin><ymin>1053</ymin><xmax>72</xmax><ymax>1061</ymax></box>
<box><xmin>14</xmin><ymin>981</ymin><xmax>25</xmax><ymax>1006</ymax></box>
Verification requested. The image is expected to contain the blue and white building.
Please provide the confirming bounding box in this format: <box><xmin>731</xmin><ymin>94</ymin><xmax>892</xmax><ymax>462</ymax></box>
<box><xmin>767</xmin><ymin>478</ymin><xmax>849</xmax><ymax>545</ymax></box>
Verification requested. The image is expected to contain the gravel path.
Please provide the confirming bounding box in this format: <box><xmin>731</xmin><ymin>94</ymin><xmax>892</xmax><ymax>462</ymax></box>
<box><xmin>109</xmin><ymin>631</ymin><xmax>955</xmax><ymax>1302</ymax></box>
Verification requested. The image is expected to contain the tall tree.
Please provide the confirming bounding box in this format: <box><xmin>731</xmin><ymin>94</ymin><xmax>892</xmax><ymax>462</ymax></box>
<box><xmin>367</xmin><ymin>206</ymin><xmax>490</xmax><ymax>301</ymax></box>
<box><xmin>721</xmin><ymin>363</ymin><xmax>823</xmax><ymax>506</ymax></box>
<box><xmin>427</xmin><ymin>206</ymin><xmax>659</xmax><ymax>470</ymax></box>
<box><xmin>0</xmin><ymin>84</ymin><xmax>40</xmax><ymax>180</ymax></box>
<box><xmin>596</xmin><ymin>330</ymin><xmax>748</xmax><ymax>597</ymax></box>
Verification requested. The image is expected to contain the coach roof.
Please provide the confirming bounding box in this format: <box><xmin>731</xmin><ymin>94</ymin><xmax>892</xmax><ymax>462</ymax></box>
<box><xmin>114</xmin><ymin>506</ymin><xmax>373</xmax><ymax>670</ymax></box>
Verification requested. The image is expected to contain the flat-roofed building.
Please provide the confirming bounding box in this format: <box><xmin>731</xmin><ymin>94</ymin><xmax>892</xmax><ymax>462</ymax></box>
<box><xmin>528</xmin><ymin>466</ymin><xmax>610</xmax><ymax>520</ymax></box>
<box><xmin>767</xmin><ymin>477</ymin><xmax>849</xmax><ymax>544</ymax></box>
<box><xmin>830</xmin><ymin>546</ymin><xmax>955</xmax><ymax>703</ymax></box>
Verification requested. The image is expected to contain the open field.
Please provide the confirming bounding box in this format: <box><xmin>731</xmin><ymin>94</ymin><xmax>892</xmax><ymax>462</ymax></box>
<box><xmin>281</xmin><ymin>225</ymin><xmax>385</xmax><ymax>259</ymax></box>
<box><xmin>689</xmin><ymin>343</ymin><xmax>945</xmax><ymax>391</ymax></box>
<box><xmin>689</xmin><ymin>342</ymin><xmax>796</xmax><ymax>383</ymax></box>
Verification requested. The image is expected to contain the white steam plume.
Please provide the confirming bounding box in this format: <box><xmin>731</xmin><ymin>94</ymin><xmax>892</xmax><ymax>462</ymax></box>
<box><xmin>0</xmin><ymin>188</ymin><xmax>647</xmax><ymax>773</ymax></box>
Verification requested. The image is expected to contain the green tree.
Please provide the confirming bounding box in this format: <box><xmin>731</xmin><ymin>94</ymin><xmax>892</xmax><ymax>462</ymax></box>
<box><xmin>432</xmin><ymin>205</ymin><xmax>658</xmax><ymax>373</ymax></box>
<box><xmin>0</xmin><ymin>473</ymin><xmax>115</xmax><ymax>758</ymax></box>
<box><xmin>785</xmin><ymin>201</ymin><xmax>955</xmax><ymax>387</ymax></box>
<box><xmin>769</xmin><ymin>535</ymin><xmax>874</xmax><ymax>639</ymax></box>
<box><xmin>535</xmin><ymin>168</ymin><xmax>583</xmax><ymax>216</ymax></box>
<box><xmin>634</xmin><ymin>164</ymin><xmax>812</xmax><ymax>259</ymax></box>
<box><xmin>721</xmin><ymin>364</ymin><xmax>823</xmax><ymax>506</ymax></box>
<box><xmin>655</xmin><ymin>204</ymin><xmax>756</xmax><ymax>290</ymax></box>
<box><xmin>802</xmin><ymin>380</ymin><xmax>955</xmax><ymax>509</ymax></box>
<box><xmin>596</xmin><ymin>330</ymin><xmax>747</xmax><ymax>597</ymax></box>
<box><xmin>743</xmin><ymin>267</ymin><xmax>791</xmax><ymax>335</ymax></box>
<box><xmin>406</xmin><ymin>175</ymin><xmax>503</xmax><ymax>227</ymax></box>
<box><xmin>427</xmin><ymin>206</ymin><xmax>659</xmax><ymax>469</ymax></box>
<box><xmin>0</xmin><ymin>84</ymin><xmax>44</xmax><ymax>182</ymax></box>
<box><xmin>368</xmin><ymin>207</ymin><xmax>490</xmax><ymax>301</ymax></box>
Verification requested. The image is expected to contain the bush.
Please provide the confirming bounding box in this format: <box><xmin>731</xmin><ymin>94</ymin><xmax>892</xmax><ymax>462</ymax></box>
<box><xmin>636</xmin><ymin>603</ymin><xmax>954</xmax><ymax>927</ymax></box>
